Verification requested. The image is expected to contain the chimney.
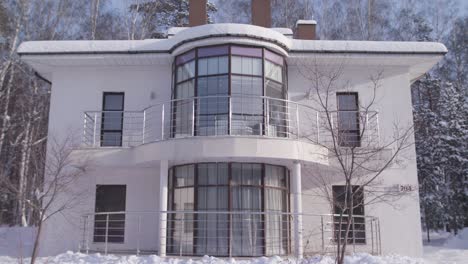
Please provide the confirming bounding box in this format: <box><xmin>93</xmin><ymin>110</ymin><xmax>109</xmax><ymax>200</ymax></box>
<box><xmin>295</xmin><ymin>20</ymin><xmax>317</xmax><ymax>40</ymax></box>
<box><xmin>189</xmin><ymin>0</ymin><xmax>207</xmax><ymax>27</ymax></box>
<box><xmin>251</xmin><ymin>0</ymin><xmax>271</xmax><ymax>28</ymax></box>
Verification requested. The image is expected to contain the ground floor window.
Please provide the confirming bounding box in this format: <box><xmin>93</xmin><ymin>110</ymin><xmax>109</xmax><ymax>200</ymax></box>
<box><xmin>332</xmin><ymin>185</ymin><xmax>366</xmax><ymax>244</ymax></box>
<box><xmin>167</xmin><ymin>163</ymin><xmax>290</xmax><ymax>256</ymax></box>
<box><xmin>94</xmin><ymin>185</ymin><xmax>126</xmax><ymax>243</ymax></box>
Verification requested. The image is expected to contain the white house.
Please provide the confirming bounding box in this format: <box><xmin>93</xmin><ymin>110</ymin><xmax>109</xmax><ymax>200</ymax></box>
<box><xmin>18</xmin><ymin>0</ymin><xmax>446</xmax><ymax>259</ymax></box>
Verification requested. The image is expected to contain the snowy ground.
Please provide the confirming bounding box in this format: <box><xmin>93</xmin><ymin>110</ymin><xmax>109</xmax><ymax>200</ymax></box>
<box><xmin>421</xmin><ymin>229</ymin><xmax>468</xmax><ymax>264</ymax></box>
<box><xmin>0</xmin><ymin>227</ymin><xmax>467</xmax><ymax>264</ymax></box>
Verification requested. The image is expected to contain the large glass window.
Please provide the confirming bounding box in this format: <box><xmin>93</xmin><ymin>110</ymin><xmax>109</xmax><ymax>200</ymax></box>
<box><xmin>167</xmin><ymin>163</ymin><xmax>289</xmax><ymax>257</ymax></box>
<box><xmin>172</xmin><ymin>45</ymin><xmax>288</xmax><ymax>138</ymax></box>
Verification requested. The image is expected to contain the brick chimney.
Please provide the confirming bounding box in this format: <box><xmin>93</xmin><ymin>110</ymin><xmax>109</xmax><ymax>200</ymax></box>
<box><xmin>295</xmin><ymin>20</ymin><xmax>317</xmax><ymax>40</ymax></box>
<box><xmin>189</xmin><ymin>0</ymin><xmax>207</xmax><ymax>26</ymax></box>
<box><xmin>251</xmin><ymin>0</ymin><xmax>271</xmax><ymax>28</ymax></box>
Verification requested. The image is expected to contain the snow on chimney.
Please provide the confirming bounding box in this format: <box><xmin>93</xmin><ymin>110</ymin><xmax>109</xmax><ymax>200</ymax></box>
<box><xmin>251</xmin><ymin>0</ymin><xmax>271</xmax><ymax>28</ymax></box>
<box><xmin>295</xmin><ymin>20</ymin><xmax>317</xmax><ymax>40</ymax></box>
<box><xmin>189</xmin><ymin>0</ymin><xmax>207</xmax><ymax>26</ymax></box>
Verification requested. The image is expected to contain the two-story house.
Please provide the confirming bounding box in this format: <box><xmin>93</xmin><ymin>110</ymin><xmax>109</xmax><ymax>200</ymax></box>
<box><xmin>17</xmin><ymin>0</ymin><xmax>446</xmax><ymax>258</ymax></box>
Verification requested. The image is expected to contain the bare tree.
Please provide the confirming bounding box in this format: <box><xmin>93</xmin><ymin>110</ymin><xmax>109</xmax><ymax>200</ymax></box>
<box><xmin>297</xmin><ymin>58</ymin><xmax>415</xmax><ymax>263</ymax></box>
<box><xmin>1</xmin><ymin>135</ymin><xmax>90</xmax><ymax>264</ymax></box>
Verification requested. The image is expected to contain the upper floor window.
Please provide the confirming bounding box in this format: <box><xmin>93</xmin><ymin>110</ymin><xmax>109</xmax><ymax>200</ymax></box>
<box><xmin>172</xmin><ymin>45</ymin><xmax>287</xmax><ymax>138</ymax></box>
<box><xmin>101</xmin><ymin>92</ymin><xmax>124</xmax><ymax>147</ymax></box>
<box><xmin>336</xmin><ymin>92</ymin><xmax>360</xmax><ymax>147</ymax></box>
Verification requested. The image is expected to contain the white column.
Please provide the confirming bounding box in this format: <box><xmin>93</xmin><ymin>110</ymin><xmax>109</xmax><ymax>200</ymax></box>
<box><xmin>292</xmin><ymin>161</ymin><xmax>303</xmax><ymax>258</ymax></box>
<box><xmin>159</xmin><ymin>160</ymin><xmax>169</xmax><ymax>257</ymax></box>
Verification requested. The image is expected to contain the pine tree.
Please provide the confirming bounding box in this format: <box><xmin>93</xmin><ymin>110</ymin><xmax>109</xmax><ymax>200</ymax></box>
<box><xmin>413</xmin><ymin>76</ymin><xmax>447</xmax><ymax>239</ymax></box>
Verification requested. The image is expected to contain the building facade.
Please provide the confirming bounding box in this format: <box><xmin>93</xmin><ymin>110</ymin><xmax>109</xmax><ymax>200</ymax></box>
<box><xmin>18</xmin><ymin>1</ymin><xmax>446</xmax><ymax>258</ymax></box>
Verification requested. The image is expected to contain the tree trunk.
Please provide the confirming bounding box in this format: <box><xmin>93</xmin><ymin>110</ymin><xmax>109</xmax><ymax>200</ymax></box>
<box><xmin>0</xmin><ymin>4</ymin><xmax>23</xmax><ymax>151</ymax></box>
<box><xmin>30</xmin><ymin>213</ymin><xmax>44</xmax><ymax>264</ymax></box>
<box><xmin>18</xmin><ymin>117</ymin><xmax>32</xmax><ymax>226</ymax></box>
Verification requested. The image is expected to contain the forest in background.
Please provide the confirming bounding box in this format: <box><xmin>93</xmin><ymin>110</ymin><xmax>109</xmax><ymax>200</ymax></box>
<box><xmin>0</xmin><ymin>0</ymin><xmax>466</xmax><ymax>239</ymax></box>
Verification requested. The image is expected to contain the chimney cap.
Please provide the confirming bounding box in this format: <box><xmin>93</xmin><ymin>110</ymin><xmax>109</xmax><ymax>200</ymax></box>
<box><xmin>296</xmin><ymin>20</ymin><xmax>317</xmax><ymax>26</ymax></box>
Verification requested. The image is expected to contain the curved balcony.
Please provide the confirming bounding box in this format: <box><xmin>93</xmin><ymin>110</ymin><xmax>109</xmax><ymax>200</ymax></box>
<box><xmin>82</xmin><ymin>95</ymin><xmax>379</xmax><ymax>148</ymax></box>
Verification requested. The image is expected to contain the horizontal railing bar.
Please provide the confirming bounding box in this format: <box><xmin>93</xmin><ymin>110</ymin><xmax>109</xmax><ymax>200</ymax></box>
<box><xmin>84</xmin><ymin>211</ymin><xmax>377</xmax><ymax>220</ymax></box>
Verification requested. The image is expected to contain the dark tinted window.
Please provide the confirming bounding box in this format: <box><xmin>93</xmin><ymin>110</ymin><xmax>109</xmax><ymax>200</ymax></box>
<box><xmin>101</xmin><ymin>93</ymin><xmax>124</xmax><ymax>147</ymax></box>
<box><xmin>332</xmin><ymin>185</ymin><xmax>366</xmax><ymax>244</ymax></box>
<box><xmin>94</xmin><ymin>185</ymin><xmax>126</xmax><ymax>243</ymax></box>
<box><xmin>337</xmin><ymin>93</ymin><xmax>360</xmax><ymax>147</ymax></box>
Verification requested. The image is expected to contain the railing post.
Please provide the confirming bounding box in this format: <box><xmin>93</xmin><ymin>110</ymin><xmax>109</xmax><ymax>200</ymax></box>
<box><xmin>371</xmin><ymin>219</ymin><xmax>374</xmax><ymax>255</ymax></box>
<box><xmin>83</xmin><ymin>113</ymin><xmax>87</xmax><ymax>146</ymax></box>
<box><xmin>142</xmin><ymin>110</ymin><xmax>146</xmax><ymax>144</ymax></box>
<box><xmin>365</xmin><ymin>113</ymin><xmax>370</xmax><ymax>145</ymax></box>
<box><xmin>93</xmin><ymin>113</ymin><xmax>98</xmax><ymax>147</ymax></box>
<box><xmin>265</xmin><ymin>98</ymin><xmax>270</xmax><ymax>136</ymax></box>
<box><xmin>229</xmin><ymin>213</ymin><xmax>233</xmax><ymax>258</ymax></box>
<box><xmin>179</xmin><ymin>214</ymin><xmax>182</xmax><ymax>257</ymax></box>
<box><xmin>352</xmin><ymin>216</ymin><xmax>356</xmax><ymax>252</ymax></box>
<box><xmin>316</xmin><ymin>111</ymin><xmax>320</xmax><ymax>143</ymax></box>
<box><xmin>78</xmin><ymin>217</ymin><xmax>86</xmax><ymax>253</ymax></box>
<box><xmin>321</xmin><ymin>215</ymin><xmax>325</xmax><ymax>253</ymax></box>
<box><xmin>377</xmin><ymin>219</ymin><xmax>382</xmax><ymax>255</ymax></box>
<box><xmin>86</xmin><ymin>215</ymin><xmax>90</xmax><ymax>254</ymax></box>
<box><xmin>191</xmin><ymin>99</ymin><xmax>195</xmax><ymax>136</ymax></box>
<box><xmin>137</xmin><ymin>215</ymin><xmax>141</xmax><ymax>255</ymax></box>
<box><xmin>228</xmin><ymin>97</ymin><xmax>232</xmax><ymax>135</ymax></box>
<box><xmin>105</xmin><ymin>214</ymin><xmax>109</xmax><ymax>255</ymax></box>
<box><xmin>295</xmin><ymin>104</ymin><xmax>300</xmax><ymax>139</ymax></box>
<box><xmin>161</xmin><ymin>104</ymin><xmax>165</xmax><ymax>140</ymax></box>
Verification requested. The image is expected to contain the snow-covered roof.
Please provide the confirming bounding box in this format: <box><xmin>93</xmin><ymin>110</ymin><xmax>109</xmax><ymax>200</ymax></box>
<box><xmin>17</xmin><ymin>23</ymin><xmax>447</xmax><ymax>56</ymax></box>
<box><xmin>17</xmin><ymin>39</ymin><xmax>171</xmax><ymax>54</ymax></box>
<box><xmin>167</xmin><ymin>27</ymin><xmax>189</xmax><ymax>37</ymax></box>
<box><xmin>271</xmin><ymin>28</ymin><xmax>293</xmax><ymax>36</ymax></box>
<box><xmin>291</xmin><ymin>40</ymin><xmax>447</xmax><ymax>54</ymax></box>
<box><xmin>17</xmin><ymin>23</ymin><xmax>446</xmax><ymax>82</ymax></box>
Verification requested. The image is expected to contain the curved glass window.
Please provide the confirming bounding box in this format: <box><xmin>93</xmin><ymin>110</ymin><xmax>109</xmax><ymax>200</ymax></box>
<box><xmin>167</xmin><ymin>163</ymin><xmax>290</xmax><ymax>257</ymax></box>
<box><xmin>172</xmin><ymin>45</ymin><xmax>287</xmax><ymax>138</ymax></box>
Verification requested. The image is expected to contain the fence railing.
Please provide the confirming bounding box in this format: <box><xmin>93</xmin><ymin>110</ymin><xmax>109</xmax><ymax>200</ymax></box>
<box><xmin>78</xmin><ymin>211</ymin><xmax>381</xmax><ymax>258</ymax></box>
<box><xmin>82</xmin><ymin>95</ymin><xmax>379</xmax><ymax>148</ymax></box>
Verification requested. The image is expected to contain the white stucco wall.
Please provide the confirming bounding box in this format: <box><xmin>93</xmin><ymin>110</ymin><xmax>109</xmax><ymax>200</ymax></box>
<box><xmin>37</xmin><ymin>40</ymin><xmax>426</xmax><ymax>258</ymax></box>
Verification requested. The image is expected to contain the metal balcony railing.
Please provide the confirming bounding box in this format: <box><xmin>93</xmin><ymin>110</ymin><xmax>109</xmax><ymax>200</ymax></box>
<box><xmin>78</xmin><ymin>211</ymin><xmax>381</xmax><ymax>257</ymax></box>
<box><xmin>82</xmin><ymin>95</ymin><xmax>380</xmax><ymax>148</ymax></box>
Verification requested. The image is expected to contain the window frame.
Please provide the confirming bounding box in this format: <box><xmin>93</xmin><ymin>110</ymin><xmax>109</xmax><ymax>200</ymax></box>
<box><xmin>172</xmin><ymin>44</ymin><xmax>288</xmax><ymax>138</ymax></box>
<box><xmin>93</xmin><ymin>184</ymin><xmax>127</xmax><ymax>244</ymax></box>
<box><xmin>167</xmin><ymin>162</ymin><xmax>290</xmax><ymax>257</ymax></box>
<box><xmin>331</xmin><ymin>185</ymin><xmax>366</xmax><ymax>245</ymax></box>
<box><xmin>336</xmin><ymin>92</ymin><xmax>361</xmax><ymax>147</ymax></box>
<box><xmin>100</xmin><ymin>92</ymin><xmax>125</xmax><ymax>147</ymax></box>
